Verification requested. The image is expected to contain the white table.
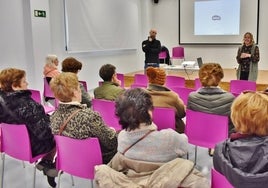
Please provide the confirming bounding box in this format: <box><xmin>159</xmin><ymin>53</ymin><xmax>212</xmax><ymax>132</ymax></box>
<box><xmin>161</xmin><ymin>64</ymin><xmax>200</xmax><ymax>71</ymax></box>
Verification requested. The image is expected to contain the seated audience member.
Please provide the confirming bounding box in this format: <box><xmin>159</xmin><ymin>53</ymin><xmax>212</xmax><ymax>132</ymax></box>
<box><xmin>61</xmin><ymin>57</ymin><xmax>92</xmax><ymax>107</ymax></box>
<box><xmin>43</xmin><ymin>54</ymin><xmax>60</xmax><ymax>84</ymax></box>
<box><xmin>94</xmin><ymin>64</ymin><xmax>125</xmax><ymax>100</ymax></box>
<box><xmin>213</xmin><ymin>91</ymin><xmax>268</xmax><ymax>188</ymax></box>
<box><xmin>187</xmin><ymin>63</ymin><xmax>235</xmax><ymax>156</ymax></box>
<box><xmin>146</xmin><ymin>67</ymin><xmax>186</xmax><ymax>133</ymax></box>
<box><xmin>49</xmin><ymin>72</ymin><xmax>118</xmax><ymax>164</ymax></box>
<box><xmin>0</xmin><ymin>68</ymin><xmax>57</xmax><ymax>187</ymax></box>
<box><xmin>94</xmin><ymin>88</ymin><xmax>210</xmax><ymax>188</ymax></box>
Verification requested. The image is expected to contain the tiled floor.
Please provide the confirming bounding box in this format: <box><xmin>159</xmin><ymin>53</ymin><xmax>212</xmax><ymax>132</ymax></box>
<box><xmin>0</xmin><ymin>143</ymin><xmax>213</xmax><ymax>188</ymax></box>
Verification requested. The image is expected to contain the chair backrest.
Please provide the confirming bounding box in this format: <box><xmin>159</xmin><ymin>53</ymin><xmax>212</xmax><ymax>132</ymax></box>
<box><xmin>159</xmin><ymin>51</ymin><xmax>167</xmax><ymax>59</ymax></box>
<box><xmin>43</xmin><ymin>78</ymin><xmax>55</xmax><ymax>98</ymax></box>
<box><xmin>194</xmin><ymin>78</ymin><xmax>202</xmax><ymax>90</ymax></box>
<box><xmin>79</xmin><ymin>80</ymin><xmax>88</xmax><ymax>92</ymax></box>
<box><xmin>0</xmin><ymin>123</ymin><xmax>39</xmax><ymax>163</ymax></box>
<box><xmin>185</xmin><ymin>109</ymin><xmax>228</xmax><ymax>148</ymax></box>
<box><xmin>29</xmin><ymin>89</ymin><xmax>42</xmax><ymax>103</ymax></box>
<box><xmin>170</xmin><ymin>86</ymin><xmax>195</xmax><ymax>104</ymax></box>
<box><xmin>92</xmin><ymin>98</ymin><xmax>122</xmax><ymax>131</ymax></box>
<box><xmin>211</xmin><ymin>168</ymin><xmax>234</xmax><ymax>188</ymax></box>
<box><xmin>29</xmin><ymin>89</ymin><xmax>56</xmax><ymax>113</ymax></box>
<box><xmin>172</xmin><ymin>46</ymin><xmax>185</xmax><ymax>59</ymax></box>
<box><xmin>54</xmin><ymin>135</ymin><xmax>102</xmax><ymax>179</ymax></box>
<box><xmin>133</xmin><ymin>74</ymin><xmax>148</xmax><ymax>85</ymax></box>
<box><xmin>116</xmin><ymin>73</ymin><xmax>125</xmax><ymax>87</ymax></box>
<box><xmin>165</xmin><ymin>75</ymin><xmax>185</xmax><ymax>88</ymax></box>
<box><xmin>229</xmin><ymin>80</ymin><xmax>256</xmax><ymax>96</ymax></box>
<box><xmin>152</xmin><ymin>107</ymin><xmax>176</xmax><ymax>130</ymax></box>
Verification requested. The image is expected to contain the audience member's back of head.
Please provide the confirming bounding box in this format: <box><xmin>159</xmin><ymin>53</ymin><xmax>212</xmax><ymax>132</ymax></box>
<box><xmin>199</xmin><ymin>63</ymin><xmax>224</xmax><ymax>87</ymax></box>
<box><xmin>45</xmin><ymin>54</ymin><xmax>58</xmax><ymax>67</ymax></box>
<box><xmin>61</xmin><ymin>57</ymin><xmax>82</xmax><ymax>73</ymax></box>
<box><xmin>50</xmin><ymin>72</ymin><xmax>79</xmax><ymax>102</ymax></box>
<box><xmin>115</xmin><ymin>88</ymin><xmax>153</xmax><ymax>131</ymax></box>
<box><xmin>0</xmin><ymin>68</ymin><xmax>26</xmax><ymax>92</ymax></box>
<box><xmin>146</xmin><ymin>67</ymin><xmax>166</xmax><ymax>85</ymax></box>
<box><xmin>99</xmin><ymin>64</ymin><xmax>116</xmax><ymax>81</ymax></box>
<box><xmin>231</xmin><ymin>91</ymin><xmax>268</xmax><ymax>136</ymax></box>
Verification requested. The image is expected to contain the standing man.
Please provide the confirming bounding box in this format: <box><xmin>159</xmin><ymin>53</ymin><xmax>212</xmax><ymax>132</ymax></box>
<box><xmin>142</xmin><ymin>29</ymin><xmax>161</xmax><ymax>70</ymax></box>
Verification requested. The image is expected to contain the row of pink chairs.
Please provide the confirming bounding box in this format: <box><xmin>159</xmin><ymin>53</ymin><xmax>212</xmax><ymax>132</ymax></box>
<box><xmin>43</xmin><ymin>78</ymin><xmax>89</xmax><ymax>101</ymax></box>
<box><xmin>0</xmin><ymin>123</ymin><xmax>102</xmax><ymax>188</ymax></box>
<box><xmin>92</xmin><ymin>98</ymin><xmax>177</xmax><ymax>131</ymax></box>
<box><xmin>158</xmin><ymin>46</ymin><xmax>185</xmax><ymax>64</ymax></box>
<box><xmin>0</xmin><ymin>122</ymin><xmax>234</xmax><ymax>188</ymax></box>
<box><xmin>130</xmin><ymin>74</ymin><xmax>188</xmax><ymax>89</ymax></box>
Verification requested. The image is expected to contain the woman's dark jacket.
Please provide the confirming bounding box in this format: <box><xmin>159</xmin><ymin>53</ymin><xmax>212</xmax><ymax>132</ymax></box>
<box><xmin>213</xmin><ymin>134</ymin><xmax>268</xmax><ymax>188</ymax></box>
<box><xmin>0</xmin><ymin>90</ymin><xmax>55</xmax><ymax>157</ymax></box>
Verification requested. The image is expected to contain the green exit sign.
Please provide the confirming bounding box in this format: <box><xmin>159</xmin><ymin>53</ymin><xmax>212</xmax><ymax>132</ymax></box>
<box><xmin>34</xmin><ymin>10</ymin><xmax>46</xmax><ymax>18</ymax></box>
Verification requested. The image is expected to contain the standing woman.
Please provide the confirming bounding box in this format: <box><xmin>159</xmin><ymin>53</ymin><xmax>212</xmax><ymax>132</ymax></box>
<box><xmin>236</xmin><ymin>32</ymin><xmax>260</xmax><ymax>81</ymax></box>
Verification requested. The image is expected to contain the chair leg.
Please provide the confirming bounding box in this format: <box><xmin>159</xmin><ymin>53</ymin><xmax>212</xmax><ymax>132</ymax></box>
<box><xmin>1</xmin><ymin>154</ymin><xmax>5</xmax><ymax>188</ymax></box>
<box><xmin>70</xmin><ymin>175</ymin><xmax>74</xmax><ymax>186</ymax></box>
<box><xmin>57</xmin><ymin>170</ymin><xmax>63</xmax><ymax>188</ymax></box>
<box><xmin>194</xmin><ymin>146</ymin><xmax>198</xmax><ymax>165</ymax></box>
<box><xmin>22</xmin><ymin>161</ymin><xmax>26</xmax><ymax>168</ymax></box>
<box><xmin>33</xmin><ymin>166</ymin><xmax>36</xmax><ymax>188</ymax></box>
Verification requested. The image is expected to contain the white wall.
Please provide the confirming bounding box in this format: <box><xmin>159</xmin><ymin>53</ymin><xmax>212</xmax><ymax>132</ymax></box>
<box><xmin>0</xmin><ymin>0</ymin><xmax>267</xmax><ymax>92</ymax></box>
<box><xmin>152</xmin><ymin>0</ymin><xmax>268</xmax><ymax>70</ymax></box>
<box><xmin>48</xmin><ymin>0</ymin><xmax>151</xmax><ymax>91</ymax></box>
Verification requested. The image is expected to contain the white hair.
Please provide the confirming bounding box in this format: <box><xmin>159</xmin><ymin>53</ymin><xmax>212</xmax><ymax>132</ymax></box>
<box><xmin>45</xmin><ymin>54</ymin><xmax>58</xmax><ymax>67</ymax></box>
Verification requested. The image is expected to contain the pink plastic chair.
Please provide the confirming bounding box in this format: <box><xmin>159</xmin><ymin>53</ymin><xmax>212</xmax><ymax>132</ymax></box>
<box><xmin>0</xmin><ymin>123</ymin><xmax>48</xmax><ymax>188</ymax></box>
<box><xmin>116</xmin><ymin>73</ymin><xmax>125</xmax><ymax>88</ymax></box>
<box><xmin>43</xmin><ymin>78</ymin><xmax>55</xmax><ymax>99</ymax></box>
<box><xmin>152</xmin><ymin>107</ymin><xmax>176</xmax><ymax>130</ymax></box>
<box><xmin>159</xmin><ymin>51</ymin><xmax>167</xmax><ymax>64</ymax></box>
<box><xmin>211</xmin><ymin>168</ymin><xmax>234</xmax><ymax>188</ymax></box>
<box><xmin>194</xmin><ymin>78</ymin><xmax>202</xmax><ymax>90</ymax></box>
<box><xmin>133</xmin><ymin>74</ymin><xmax>148</xmax><ymax>84</ymax></box>
<box><xmin>170</xmin><ymin>86</ymin><xmax>195</xmax><ymax>104</ymax></box>
<box><xmin>131</xmin><ymin>74</ymin><xmax>148</xmax><ymax>88</ymax></box>
<box><xmin>185</xmin><ymin>109</ymin><xmax>229</xmax><ymax>164</ymax></box>
<box><xmin>229</xmin><ymin>80</ymin><xmax>256</xmax><ymax>96</ymax></box>
<box><xmin>92</xmin><ymin>98</ymin><xmax>122</xmax><ymax>131</ymax></box>
<box><xmin>171</xmin><ymin>46</ymin><xmax>185</xmax><ymax>60</ymax></box>
<box><xmin>79</xmin><ymin>80</ymin><xmax>88</xmax><ymax>92</ymax></box>
<box><xmin>54</xmin><ymin>135</ymin><xmax>103</xmax><ymax>188</ymax></box>
<box><xmin>29</xmin><ymin>89</ymin><xmax>55</xmax><ymax>114</ymax></box>
<box><xmin>165</xmin><ymin>75</ymin><xmax>185</xmax><ymax>88</ymax></box>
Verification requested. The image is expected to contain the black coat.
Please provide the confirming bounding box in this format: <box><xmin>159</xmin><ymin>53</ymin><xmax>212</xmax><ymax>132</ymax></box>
<box><xmin>0</xmin><ymin>90</ymin><xmax>55</xmax><ymax>157</ymax></box>
<box><xmin>142</xmin><ymin>38</ymin><xmax>161</xmax><ymax>64</ymax></box>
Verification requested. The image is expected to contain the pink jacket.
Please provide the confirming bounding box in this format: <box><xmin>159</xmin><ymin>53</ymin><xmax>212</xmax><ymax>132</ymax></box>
<box><xmin>43</xmin><ymin>65</ymin><xmax>60</xmax><ymax>78</ymax></box>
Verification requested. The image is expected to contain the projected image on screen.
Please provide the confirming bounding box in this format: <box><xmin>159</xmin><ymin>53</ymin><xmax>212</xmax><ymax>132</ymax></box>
<box><xmin>179</xmin><ymin>0</ymin><xmax>259</xmax><ymax>44</ymax></box>
<box><xmin>194</xmin><ymin>0</ymin><xmax>240</xmax><ymax>35</ymax></box>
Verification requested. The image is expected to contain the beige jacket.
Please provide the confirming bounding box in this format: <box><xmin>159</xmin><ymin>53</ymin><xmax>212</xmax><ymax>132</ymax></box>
<box><xmin>94</xmin><ymin>153</ymin><xmax>210</xmax><ymax>188</ymax></box>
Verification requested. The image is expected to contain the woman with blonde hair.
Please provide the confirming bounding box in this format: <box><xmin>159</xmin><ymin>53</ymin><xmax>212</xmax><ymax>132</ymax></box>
<box><xmin>213</xmin><ymin>91</ymin><xmax>268</xmax><ymax>188</ymax></box>
<box><xmin>50</xmin><ymin>72</ymin><xmax>117</xmax><ymax>164</ymax></box>
<box><xmin>236</xmin><ymin>32</ymin><xmax>260</xmax><ymax>81</ymax></box>
<box><xmin>43</xmin><ymin>54</ymin><xmax>60</xmax><ymax>83</ymax></box>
